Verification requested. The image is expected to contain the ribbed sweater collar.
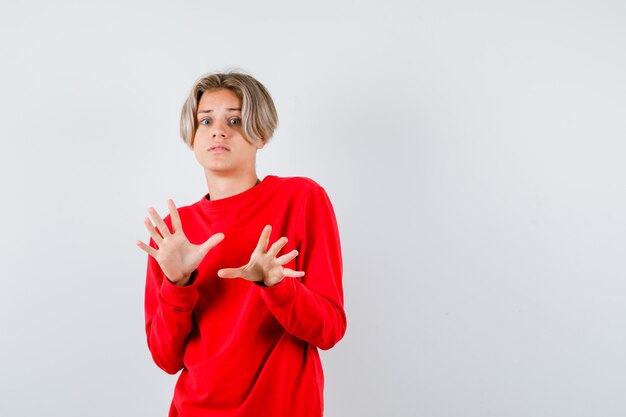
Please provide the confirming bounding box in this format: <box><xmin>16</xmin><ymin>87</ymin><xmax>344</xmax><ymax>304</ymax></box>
<box><xmin>199</xmin><ymin>175</ymin><xmax>277</xmax><ymax>212</ymax></box>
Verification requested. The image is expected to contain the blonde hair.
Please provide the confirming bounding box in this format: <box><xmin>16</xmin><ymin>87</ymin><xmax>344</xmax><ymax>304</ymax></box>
<box><xmin>180</xmin><ymin>70</ymin><xmax>278</xmax><ymax>147</ymax></box>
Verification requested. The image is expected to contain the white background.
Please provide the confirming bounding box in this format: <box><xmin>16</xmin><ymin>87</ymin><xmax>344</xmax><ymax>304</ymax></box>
<box><xmin>1</xmin><ymin>1</ymin><xmax>625</xmax><ymax>416</ymax></box>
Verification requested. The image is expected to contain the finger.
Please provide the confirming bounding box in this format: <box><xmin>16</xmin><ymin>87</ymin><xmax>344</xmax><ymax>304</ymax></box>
<box><xmin>255</xmin><ymin>225</ymin><xmax>272</xmax><ymax>253</ymax></box>
<box><xmin>143</xmin><ymin>217</ymin><xmax>163</xmax><ymax>244</ymax></box>
<box><xmin>275</xmin><ymin>249</ymin><xmax>299</xmax><ymax>265</ymax></box>
<box><xmin>267</xmin><ymin>236</ymin><xmax>288</xmax><ymax>258</ymax></box>
<box><xmin>135</xmin><ymin>240</ymin><xmax>158</xmax><ymax>257</ymax></box>
<box><xmin>148</xmin><ymin>207</ymin><xmax>172</xmax><ymax>237</ymax></box>
<box><xmin>282</xmin><ymin>268</ymin><xmax>305</xmax><ymax>278</ymax></box>
<box><xmin>217</xmin><ymin>267</ymin><xmax>243</xmax><ymax>279</ymax></box>
<box><xmin>199</xmin><ymin>232</ymin><xmax>225</xmax><ymax>256</ymax></box>
<box><xmin>168</xmin><ymin>199</ymin><xmax>183</xmax><ymax>233</ymax></box>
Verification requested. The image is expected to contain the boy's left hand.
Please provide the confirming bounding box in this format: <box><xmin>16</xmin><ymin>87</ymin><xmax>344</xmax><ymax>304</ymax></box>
<box><xmin>217</xmin><ymin>224</ymin><xmax>305</xmax><ymax>287</ymax></box>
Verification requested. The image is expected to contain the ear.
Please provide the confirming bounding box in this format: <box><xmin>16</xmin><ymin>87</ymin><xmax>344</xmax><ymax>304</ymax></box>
<box><xmin>256</xmin><ymin>139</ymin><xmax>266</xmax><ymax>150</ymax></box>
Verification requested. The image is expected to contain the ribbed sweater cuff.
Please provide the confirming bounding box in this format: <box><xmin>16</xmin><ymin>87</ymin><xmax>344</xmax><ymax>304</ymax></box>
<box><xmin>159</xmin><ymin>275</ymin><xmax>199</xmax><ymax>310</ymax></box>
<box><xmin>260</xmin><ymin>277</ymin><xmax>297</xmax><ymax>306</ymax></box>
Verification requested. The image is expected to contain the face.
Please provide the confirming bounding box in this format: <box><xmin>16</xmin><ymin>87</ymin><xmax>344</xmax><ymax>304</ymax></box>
<box><xmin>192</xmin><ymin>88</ymin><xmax>264</xmax><ymax>177</ymax></box>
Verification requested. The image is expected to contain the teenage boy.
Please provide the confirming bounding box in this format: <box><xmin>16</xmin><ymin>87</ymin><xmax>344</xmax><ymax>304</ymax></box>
<box><xmin>136</xmin><ymin>72</ymin><xmax>346</xmax><ymax>417</ymax></box>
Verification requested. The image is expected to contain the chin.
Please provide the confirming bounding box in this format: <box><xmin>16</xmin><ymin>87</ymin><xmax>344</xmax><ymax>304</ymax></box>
<box><xmin>204</xmin><ymin>163</ymin><xmax>237</xmax><ymax>174</ymax></box>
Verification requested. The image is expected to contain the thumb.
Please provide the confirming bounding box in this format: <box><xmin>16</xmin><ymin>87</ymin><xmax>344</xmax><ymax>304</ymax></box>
<box><xmin>199</xmin><ymin>232</ymin><xmax>225</xmax><ymax>256</ymax></box>
<box><xmin>217</xmin><ymin>268</ymin><xmax>242</xmax><ymax>279</ymax></box>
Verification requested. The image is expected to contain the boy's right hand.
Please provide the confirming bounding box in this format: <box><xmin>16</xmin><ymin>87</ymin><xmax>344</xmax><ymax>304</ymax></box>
<box><xmin>136</xmin><ymin>199</ymin><xmax>224</xmax><ymax>286</ymax></box>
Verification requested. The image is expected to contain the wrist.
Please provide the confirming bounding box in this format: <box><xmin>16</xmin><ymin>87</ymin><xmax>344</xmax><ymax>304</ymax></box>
<box><xmin>168</xmin><ymin>270</ymin><xmax>198</xmax><ymax>287</ymax></box>
<box><xmin>254</xmin><ymin>276</ymin><xmax>283</xmax><ymax>287</ymax></box>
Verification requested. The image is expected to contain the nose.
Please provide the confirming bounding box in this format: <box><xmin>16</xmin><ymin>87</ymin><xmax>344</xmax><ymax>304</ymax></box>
<box><xmin>211</xmin><ymin>119</ymin><xmax>228</xmax><ymax>140</ymax></box>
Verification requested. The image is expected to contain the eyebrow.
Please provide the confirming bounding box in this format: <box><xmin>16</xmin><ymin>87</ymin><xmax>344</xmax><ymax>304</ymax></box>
<box><xmin>197</xmin><ymin>107</ymin><xmax>241</xmax><ymax>114</ymax></box>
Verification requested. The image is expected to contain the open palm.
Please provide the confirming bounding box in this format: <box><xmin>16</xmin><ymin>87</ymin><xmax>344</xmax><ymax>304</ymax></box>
<box><xmin>217</xmin><ymin>224</ymin><xmax>304</xmax><ymax>287</ymax></box>
<box><xmin>136</xmin><ymin>199</ymin><xmax>224</xmax><ymax>285</ymax></box>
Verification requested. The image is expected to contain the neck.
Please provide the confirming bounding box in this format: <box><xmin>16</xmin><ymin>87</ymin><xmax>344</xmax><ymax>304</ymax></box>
<box><xmin>204</xmin><ymin>170</ymin><xmax>260</xmax><ymax>201</ymax></box>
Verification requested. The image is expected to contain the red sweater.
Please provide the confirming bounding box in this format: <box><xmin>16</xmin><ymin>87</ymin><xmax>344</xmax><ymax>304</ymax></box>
<box><xmin>144</xmin><ymin>175</ymin><xmax>346</xmax><ymax>417</ymax></box>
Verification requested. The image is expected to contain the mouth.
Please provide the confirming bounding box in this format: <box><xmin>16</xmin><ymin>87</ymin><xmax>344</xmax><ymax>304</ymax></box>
<box><xmin>209</xmin><ymin>145</ymin><xmax>230</xmax><ymax>152</ymax></box>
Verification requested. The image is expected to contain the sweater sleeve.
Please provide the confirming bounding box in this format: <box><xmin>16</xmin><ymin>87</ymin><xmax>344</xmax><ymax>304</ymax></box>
<box><xmin>259</xmin><ymin>184</ymin><xmax>347</xmax><ymax>350</ymax></box>
<box><xmin>144</xmin><ymin>237</ymin><xmax>199</xmax><ymax>374</ymax></box>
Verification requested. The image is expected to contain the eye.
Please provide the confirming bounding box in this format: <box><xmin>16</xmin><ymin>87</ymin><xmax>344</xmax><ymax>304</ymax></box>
<box><xmin>200</xmin><ymin>119</ymin><xmax>211</xmax><ymax>125</ymax></box>
<box><xmin>229</xmin><ymin>118</ymin><xmax>241</xmax><ymax>126</ymax></box>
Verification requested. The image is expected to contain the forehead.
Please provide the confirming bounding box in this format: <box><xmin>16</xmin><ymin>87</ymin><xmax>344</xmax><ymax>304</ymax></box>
<box><xmin>198</xmin><ymin>88</ymin><xmax>242</xmax><ymax>110</ymax></box>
